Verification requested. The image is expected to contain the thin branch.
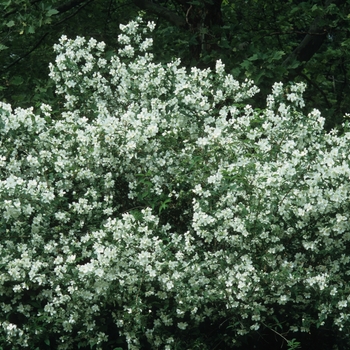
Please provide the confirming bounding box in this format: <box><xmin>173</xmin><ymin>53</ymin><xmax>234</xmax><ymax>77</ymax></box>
<box><xmin>56</xmin><ymin>0</ymin><xmax>92</xmax><ymax>13</ymax></box>
<box><xmin>3</xmin><ymin>0</ymin><xmax>42</xmax><ymax>18</ymax></box>
<box><xmin>132</xmin><ymin>0</ymin><xmax>187</xmax><ymax>28</ymax></box>
<box><xmin>3</xmin><ymin>32</ymin><xmax>49</xmax><ymax>71</ymax></box>
<box><xmin>1</xmin><ymin>0</ymin><xmax>96</xmax><ymax>72</ymax></box>
<box><xmin>53</xmin><ymin>0</ymin><xmax>96</xmax><ymax>27</ymax></box>
<box><xmin>262</xmin><ymin>322</ymin><xmax>290</xmax><ymax>344</ymax></box>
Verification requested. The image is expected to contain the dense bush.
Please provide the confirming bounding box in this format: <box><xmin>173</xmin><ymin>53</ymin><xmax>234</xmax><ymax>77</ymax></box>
<box><xmin>1</xmin><ymin>17</ymin><xmax>350</xmax><ymax>349</ymax></box>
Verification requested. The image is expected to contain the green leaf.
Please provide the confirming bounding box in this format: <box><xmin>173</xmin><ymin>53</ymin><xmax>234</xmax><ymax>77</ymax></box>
<box><xmin>158</xmin><ymin>198</ymin><xmax>171</xmax><ymax>214</ymax></box>
<box><xmin>10</xmin><ymin>76</ymin><xmax>24</xmax><ymax>86</ymax></box>
<box><xmin>287</xmin><ymin>338</ymin><xmax>301</xmax><ymax>350</ymax></box>
<box><xmin>288</xmin><ymin>59</ymin><xmax>300</xmax><ymax>69</ymax></box>
<box><xmin>6</xmin><ymin>20</ymin><xmax>15</xmax><ymax>27</ymax></box>
<box><xmin>248</xmin><ymin>53</ymin><xmax>259</xmax><ymax>61</ymax></box>
<box><xmin>46</xmin><ymin>9</ymin><xmax>59</xmax><ymax>16</ymax></box>
<box><xmin>271</xmin><ymin>50</ymin><xmax>284</xmax><ymax>61</ymax></box>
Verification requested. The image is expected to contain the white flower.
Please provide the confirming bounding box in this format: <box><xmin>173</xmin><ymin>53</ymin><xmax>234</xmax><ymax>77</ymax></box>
<box><xmin>2</xmin><ymin>18</ymin><xmax>350</xmax><ymax>350</ymax></box>
<box><xmin>215</xmin><ymin>59</ymin><xmax>225</xmax><ymax>75</ymax></box>
<box><xmin>177</xmin><ymin>322</ymin><xmax>188</xmax><ymax>330</ymax></box>
<box><xmin>147</xmin><ymin>21</ymin><xmax>156</xmax><ymax>31</ymax></box>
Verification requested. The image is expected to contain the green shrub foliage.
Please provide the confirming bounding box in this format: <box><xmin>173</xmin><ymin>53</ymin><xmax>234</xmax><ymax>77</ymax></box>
<box><xmin>1</xmin><ymin>17</ymin><xmax>350</xmax><ymax>349</ymax></box>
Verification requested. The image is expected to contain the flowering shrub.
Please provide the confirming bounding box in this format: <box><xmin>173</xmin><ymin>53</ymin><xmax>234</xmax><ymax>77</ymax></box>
<box><xmin>1</xmin><ymin>17</ymin><xmax>350</xmax><ymax>349</ymax></box>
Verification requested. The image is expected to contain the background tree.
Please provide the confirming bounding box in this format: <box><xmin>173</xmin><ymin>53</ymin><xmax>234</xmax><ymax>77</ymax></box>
<box><xmin>1</xmin><ymin>0</ymin><xmax>350</xmax><ymax>128</ymax></box>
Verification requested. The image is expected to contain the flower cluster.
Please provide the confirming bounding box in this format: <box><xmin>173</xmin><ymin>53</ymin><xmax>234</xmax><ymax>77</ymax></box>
<box><xmin>1</xmin><ymin>17</ymin><xmax>350</xmax><ymax>349</ymax></box>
